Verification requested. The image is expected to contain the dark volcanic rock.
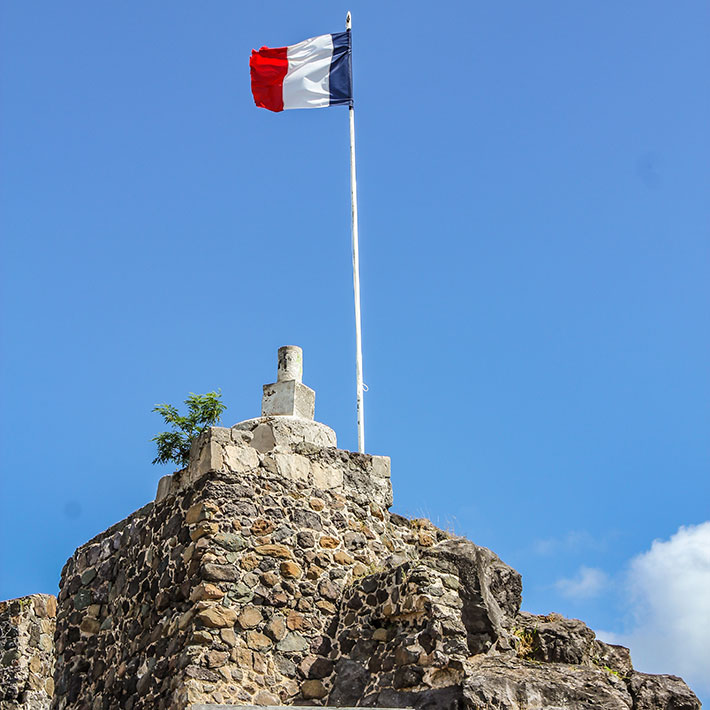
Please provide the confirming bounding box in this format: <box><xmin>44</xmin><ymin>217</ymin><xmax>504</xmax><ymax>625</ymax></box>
<box><xmin>422</xmin><ymin>538</ymin><xmax>522</xmax><ymax>654</ymax></box>
<box><xmin>594</xmin><ymin>640</ymin><xmax>634</xmax><ymax>677</ymax></box>
<box><xmin>514</xmin><ymin>611</ymin><xmax>596</xmax><ymax>664</ymax></box>
<box><xmin>627</xmin><ymin>671</ymin><xmax>702</xmax><ymax>710</ymax></box>
<box><xmin>375</xmin><ymin>685</ymin><xmax>466</xmax><ymax>710</ymax></box>
<box><xmin>328</xmin><ymin>658</ymin><xmax>369</xmax><ymax>706</ymax></box>
<box><xmin>463</xmin><ymin>656</ymin><xmax>633</xmax><ymax>710</ymax></box>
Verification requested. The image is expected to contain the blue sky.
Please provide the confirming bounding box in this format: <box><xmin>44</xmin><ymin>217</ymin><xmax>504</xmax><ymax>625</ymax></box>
<box><xmin>1</xmin><ymin>1</ymin><xmax>708</xmax><ymax>701</ymax></box>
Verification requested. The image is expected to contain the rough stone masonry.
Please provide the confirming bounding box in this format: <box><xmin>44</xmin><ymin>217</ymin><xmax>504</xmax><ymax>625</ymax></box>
<box><xmin>0</xmin><ymin>594</ymin><xmax>56</xmax><ymax>709</ymax></box>
<box><xmin>1</xmin><ymin>346</ymin><xmax>703</xmax><ymax>709</ymax></box>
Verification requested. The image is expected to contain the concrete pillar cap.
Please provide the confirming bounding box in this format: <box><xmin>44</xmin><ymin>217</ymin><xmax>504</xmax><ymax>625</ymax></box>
<box><xmin>277</xmin><ymin>345</ymin><xmax>303</xmax><ymax>383</ymax></box>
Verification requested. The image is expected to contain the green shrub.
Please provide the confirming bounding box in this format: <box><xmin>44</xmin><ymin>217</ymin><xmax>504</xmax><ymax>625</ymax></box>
<box><xmin>152</xmin><ymin>391</ymin><xmax>226</xmax><ymax>469</ymax></box>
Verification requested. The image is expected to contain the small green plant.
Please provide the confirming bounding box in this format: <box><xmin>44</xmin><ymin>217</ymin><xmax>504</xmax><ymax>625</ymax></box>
<box><xmin>152</xmin><ymin>391</ymin><xmax>226</xmax><ymax>469</ymax></box>
<box><xmin>591</xmin><ymin>657</ymin><xmax>627</xmax><ymax>681</ymax></box>
<box><xmin>513</xmin><ymin>626</ymin><xmax>539</xmax><ymax>661</ymax></box>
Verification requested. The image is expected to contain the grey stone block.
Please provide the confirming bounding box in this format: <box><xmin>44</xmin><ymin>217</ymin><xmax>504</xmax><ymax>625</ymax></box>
<box><xmin>262</xmin><ymin>380</ymin><xmax>315</xmax><ymax>419</ymax></box>
<box><xmin>233</xmin><ymin>416</ymin><xmax>337</xmax><ymax>450</ymax></box>
<box><xmin>155</xmin><ymin>475</ymin><xmax>173</xmax><ymax>503</ymax></box>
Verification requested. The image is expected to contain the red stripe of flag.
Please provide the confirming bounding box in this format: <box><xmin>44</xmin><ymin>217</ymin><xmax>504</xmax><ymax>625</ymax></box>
<box><xmin>250</xmin><ymin>46</ymin><xmax>288</xmax><ymax>112</ymax></box>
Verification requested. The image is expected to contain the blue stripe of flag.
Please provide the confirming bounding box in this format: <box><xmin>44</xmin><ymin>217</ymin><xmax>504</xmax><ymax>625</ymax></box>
<box><xmin>329</xmin><ymin>31</ymin><xmax>352</xmax><ymax>107</ymax></box>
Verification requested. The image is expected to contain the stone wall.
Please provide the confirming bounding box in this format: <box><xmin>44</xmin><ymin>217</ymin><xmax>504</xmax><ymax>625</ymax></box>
<box><xmin>324</xmin><ymin>539</ymin><xmax>523</xmax><ymax>708</ymax></box>
<box><xmin>0</xmin><ymin>594</ymin><xmax>56</xmax><ymax>710</ymax></box>
<box><xmin>52</xmin><ymin>426</ymin><xmax>413</xmax><ymax>709</ymax></box>
<box><xmin>51</xmin><ymin>424</ymin><xmax>702</xmax><ymax>710</ymax></box>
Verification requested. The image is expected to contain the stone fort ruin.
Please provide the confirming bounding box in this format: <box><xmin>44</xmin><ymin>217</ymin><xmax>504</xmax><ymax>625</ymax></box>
<box><xmin>0</xmin><ymin>347</ymin><xmax>702</xmax><ymax>709</ymax></box>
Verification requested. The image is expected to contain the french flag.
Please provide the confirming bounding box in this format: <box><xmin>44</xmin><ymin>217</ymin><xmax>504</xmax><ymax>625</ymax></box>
<box><xmin>250</xmin><ymin>31</ymin><xmax>352</xmax><ymax>112</ymax></box>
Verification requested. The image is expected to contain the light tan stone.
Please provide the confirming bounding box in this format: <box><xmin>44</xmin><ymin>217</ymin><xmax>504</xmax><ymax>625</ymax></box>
<box><xmin>255</xmin><ymin>544</ymin><xmax>291</xmax><ymax>558</ymax></box>
<box><xmin>220</xmin><ymin>628</ymin><xmax>237</xmax><ymax>646</ymax></box>
<box><xmin>194</xmin><ymin>439</ymin><xmax>223</xmax><ymax>477</ymax></box>
<box><xmin>192</xmin><ymin>630</ymin><xmax>213</xmax><ymax>644</ymax></box>
<box><xmin>190</xmin><ymin>583</ymin><xmax>224</xmax><ymax>602</ymax></box>
<box><xmin>298</xmin><ymin>655</ymin><xmax>316</xmax><ymax>677</ymax></box>
<box><xmin>46</xmin><ymin>596</ymin><xmax>57</xmax><ymax>617</ymax></box>
<box><xmin>274</xmin><ymin>453</ymin><xmax>311</xmax><ymax>482</ymax></box>
<box><xmin>280</xmin><ymin>561</ymin><xmax>302</xmax><ymax>579</ymax></box>
<box><xmin>309</xmin><ymin>497</ymin><xmax>325</xmax><ymax>511</ymax></box>
<box><xmin>253</xmin><ymin>651</ymin><xmax>267</xmax><ymax>673</ymax></box>
<box><xmin>238</xmin><ymin>606</ymin><xmax>263</xmax><ymax>629</ymax></box>
<box><xmin>261</xmin><ymin>571</ymin><xmax>279</xmax><ymax>586</ymax></box>
<box><xmin>302</xmin><ymin>679</ymin><xmax>327</xmax><ymax>699</ymax></box>
<box><xmin>207</xmin><ymin>650</ymin><xmax>229</xmax><ymax>668</ymax></box>
<box><xmin>186</xmin><ymin>502</ymin><xmax>203</xmax><ymax>524</ymax></box>
<box><xmin>370</xmin><ymin>503</ymin><xmax>385</xmax><ymax>520</ymax></box>
<box><xmin>286</xmin><ymin>610</ymin><xmax>305</xmax><ymax>630</ymax></box>
<box><xmin>282</xmin><ymin>678</ymin><xmax>300</xmax><ymax>697</ymax></box>
<box><xmin>254</xmin><ymin>690</ymin><xmax>280</xmax><ymax>706</ymax></box>
<box><xmin>371</xmin><ymin>455</ymin><xmax>391</xmax><ymax>478</ymax></box>
<box><xmin>271</xmin><ymin>590</ymin><xmax>289</xmax><ymax>606</ymax></box>
<box><xmin>251</xmin><ymin>519</ymin><xmax>274</xmax><ymax>535</ymax></box>
<box><xmin>312</xmin><ymin>462</ymin><xmax>343</xmax><ymax>489</ymax></box>
<box><xmin>31</xmin><ymin>595</ymin><xmax>56</xmax><ymax>618</ymax></box>
<box><xmin>190</xmin><ymin>521</ymin><xmax>219</xmax><ymax>541</ymax></box>
<box><xmin>246</xmin><ymin>631</ymin><xmax>272</xmax><ymax>651</ymax></box>
<box><xmin>224</xmin><ymin>443</ymin><xmax>259</xmax><ymax>472</ymax></box>
<box><xmin>306</xmin><ymin>565</ymin><xmax>324</xmax><ymax>580</ymax></box>
<box><xmin>266</xmin><ymin>615</ymin><xmax>287</xmax><ymax>641</ymax></box>
<box><xmin>240</xmin><ymin>554</ymin><xmax>259</xmax><ymax>571</ymax></box>
<box><xmin>319</xmin><ymin>536</ymin><xmax>340</xmax><ymax>549</ymax></box>
<box><xmin>352</xmin><ymin>562</ymin><xmax>368</xmax><ymax>577</ymax></box>
<box><xmin>250</xmin><ymin>423</ymin><xmax>277</xmax><ymax>453</ymax></box>
<box><xmin>237</xmin><ymin>648</ymin><xmax>253</xmax><ymax>668</ymax></box>
<box><xmin>334</xmin><ymin>550</ymin><xmax>354</xmax><ymax>565</ymax></box>
<box><xmin>196</xmin><ymin>605</ymin><xmax>237</xmax><ymax>629</ymax></box>
<box><xmin>186</xmin><ymin>502</ymin><xmax>218</xmax><ymax>524</ymax></box>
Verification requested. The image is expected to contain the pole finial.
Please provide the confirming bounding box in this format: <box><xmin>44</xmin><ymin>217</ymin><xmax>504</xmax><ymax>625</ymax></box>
<box><xmin>346</xmin><ymin>11</ymin><xmax>351</xmax><ymax>30</ymax></box>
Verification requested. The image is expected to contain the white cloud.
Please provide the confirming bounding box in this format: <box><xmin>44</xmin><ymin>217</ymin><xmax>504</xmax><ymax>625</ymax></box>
<box><xmin>555</xmin><ymin>565</ymin><xmax>608</xmax><ymax>598</ymax></box>
<box><xmin>598</xmin><ymin>521</ymin><xmax>710</xmax><ymax>697</ymax></box>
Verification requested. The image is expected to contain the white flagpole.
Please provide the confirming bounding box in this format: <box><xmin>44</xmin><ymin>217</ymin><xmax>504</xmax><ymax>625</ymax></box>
<box><xmin>346</xmin><ymin>11</ymin><xmax>365</xmax><ymax>454</ymax></box>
